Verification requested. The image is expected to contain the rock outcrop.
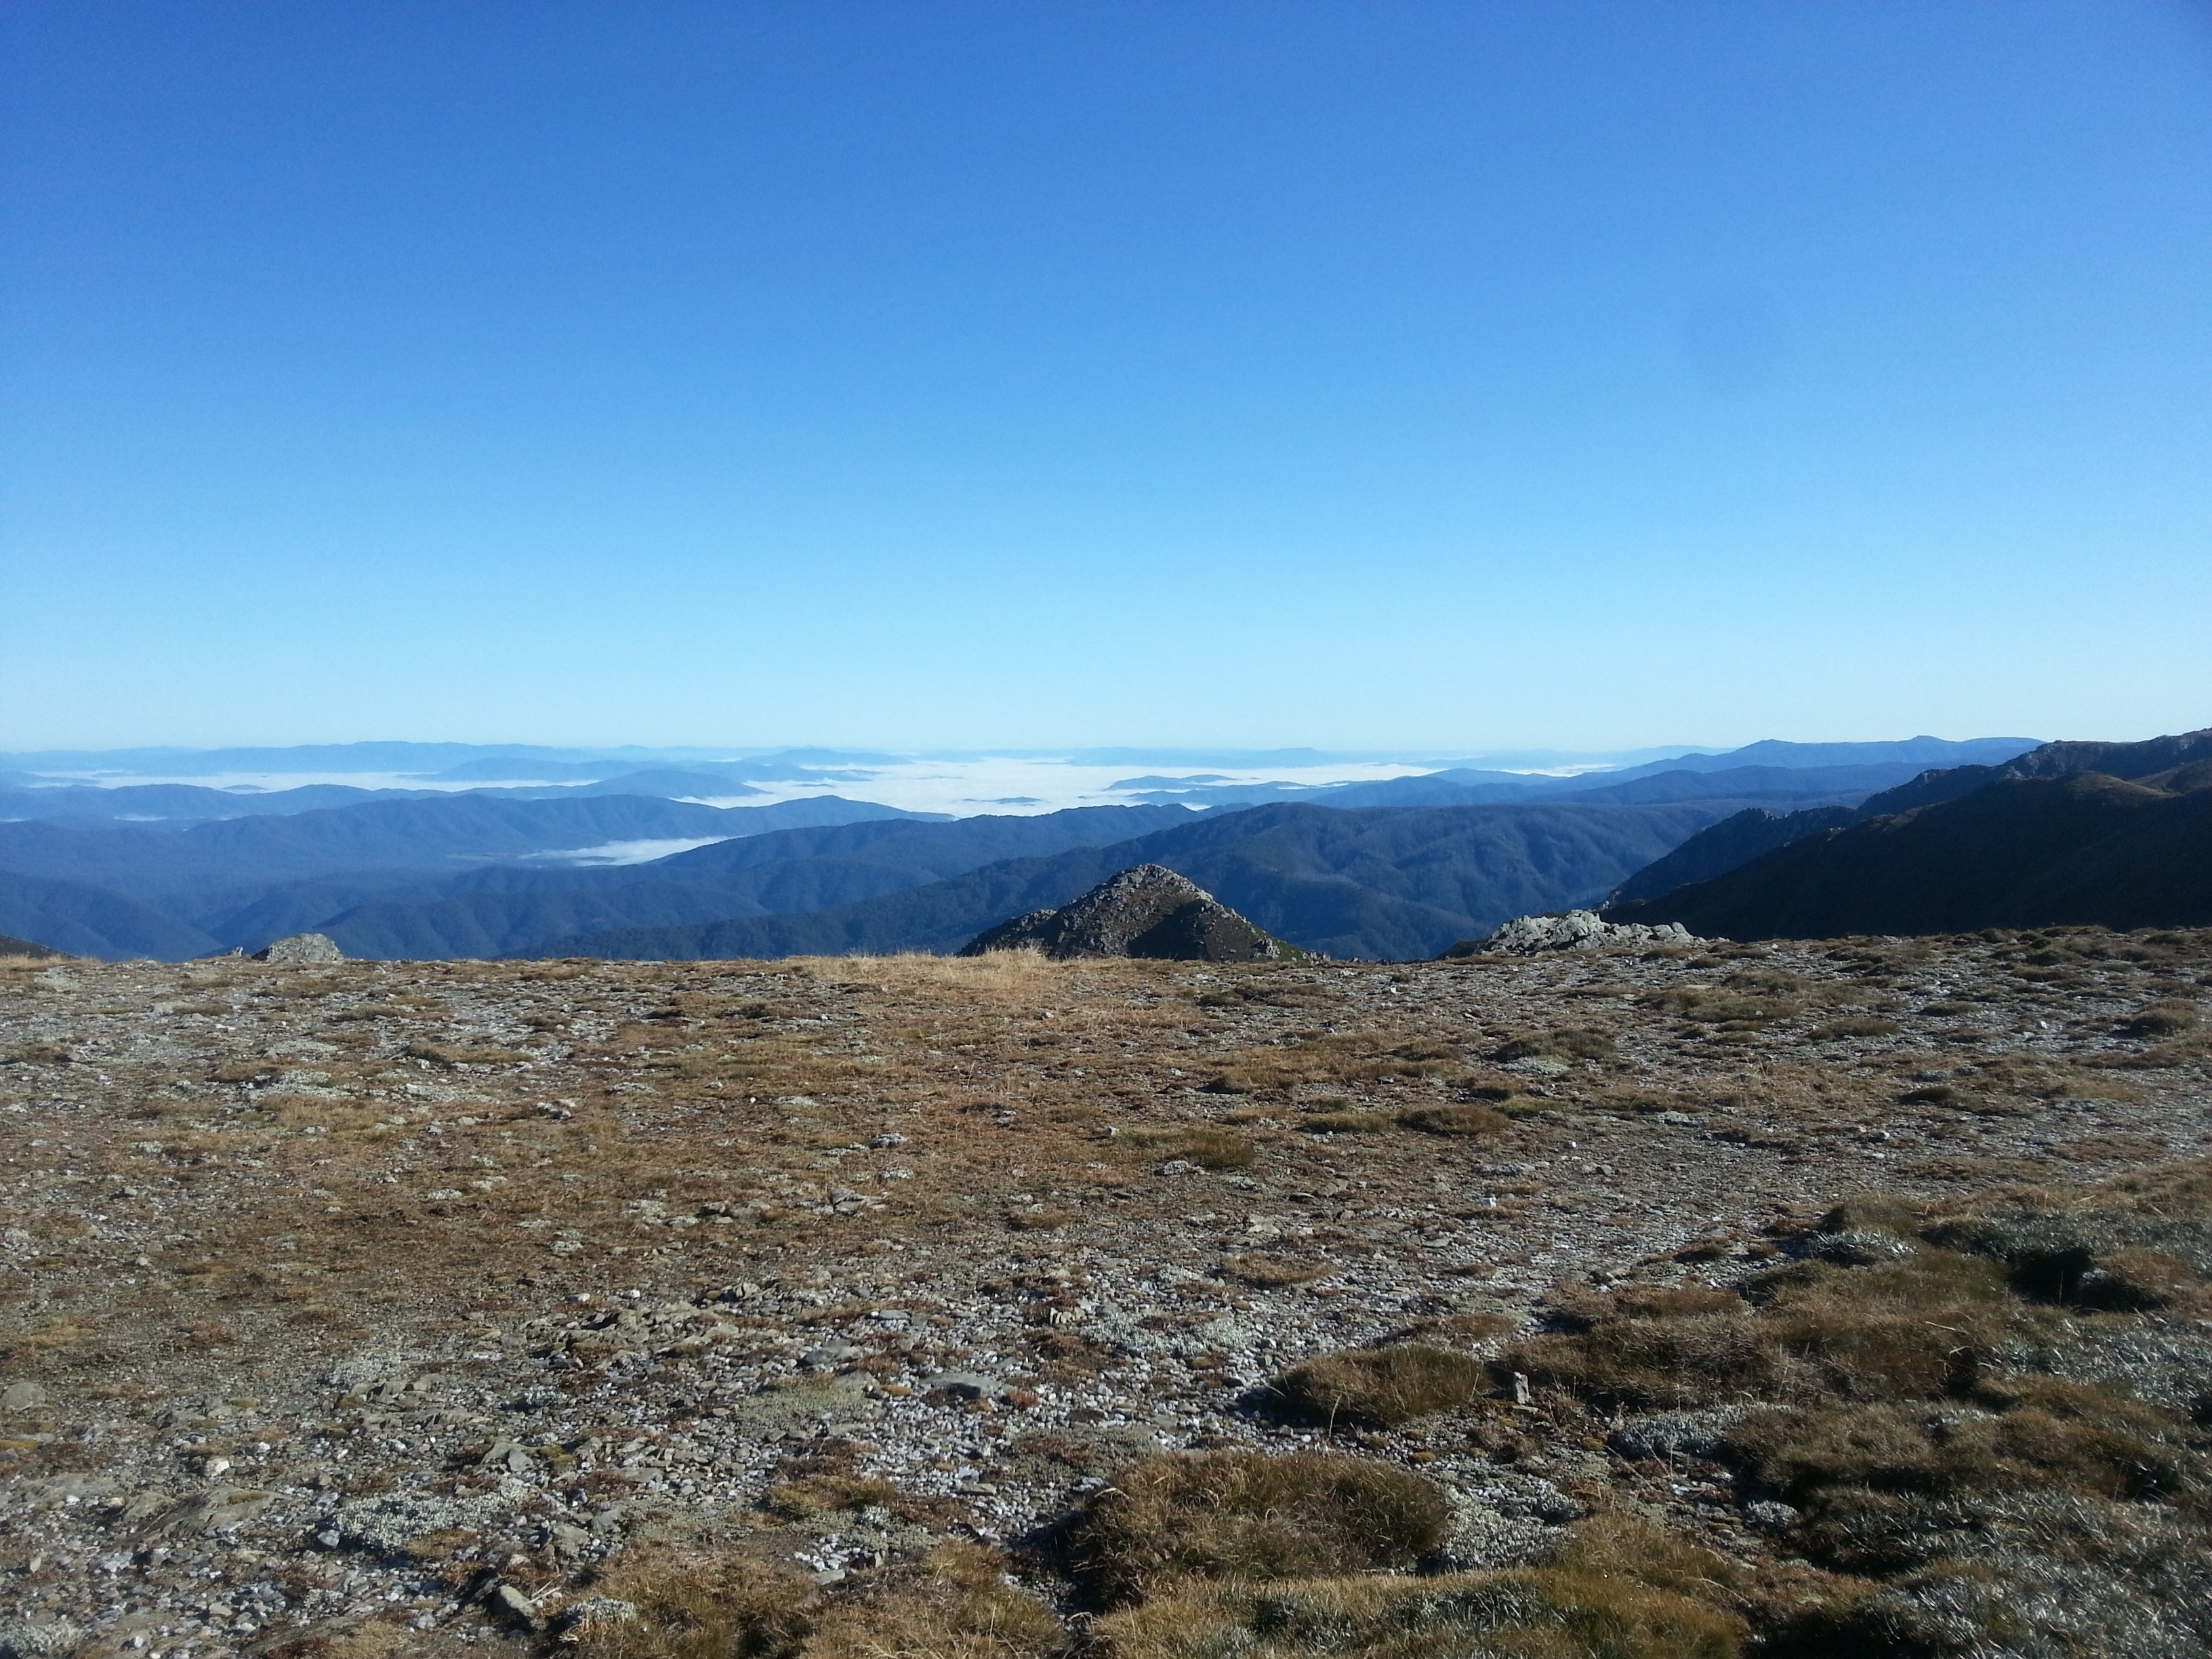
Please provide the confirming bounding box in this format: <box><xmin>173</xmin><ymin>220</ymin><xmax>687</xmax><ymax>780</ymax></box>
<box><xmin>1444</xmin><ymin>909</ymin><xmax>1695</xmax><ymax>958</ymax></box>
<box><xmin>960</xmin><ymin>864</ymin><xmax>1305</xmax><ymax>962</ymax></box>
<box><xmin>251</xmin><ymin>932</ymin><xmax>344</xmax><ymax>964</ymax></box>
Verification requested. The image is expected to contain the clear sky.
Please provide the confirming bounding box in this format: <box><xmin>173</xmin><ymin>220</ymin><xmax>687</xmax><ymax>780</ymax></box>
<box><xmin>3</xmin><ymin>2</ymin><xmax>2209</xmax><ymax>752</ymax></box>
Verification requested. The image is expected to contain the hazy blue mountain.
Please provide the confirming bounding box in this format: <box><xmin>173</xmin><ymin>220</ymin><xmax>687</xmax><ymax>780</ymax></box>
<box><xmin>634</xmin><ymin>806</ymin><xmax>1194</xmax><ymax>884</ymax></box>
<box><xmin>1106</xmin><ymin>741</ymin><xmax>2040</xmax><ymax>810</ymax></box>
<box><xmin>426</xmin><ymin>756</ymin><xmax>646</xmax><ymax>781</ymax></box>
<box><xmin>522</xmin><ymin>800</ymin><xmax>1741</xmax><ymax>963</ymax></box>
<box><xmin>0</xmin><ymin>794</ymin><xmax>929</xmax><ymax>901</ymax></box>
<box><xmin>0</xmin><ymin>872</ymin><xmax>219</xmax><ymax>961</ymax></box>
<box><xmin>0</xmin><ymin>741</ymin><xmax>623</xmax><ymax>776</ymax></box>
<box><xmin>547</xmin><ymin>770</ymin><xmax>767</xmax><ymax>798</ymax></box>
<box><xmin>1555</xmin><ymin>763</ymin><xmax>1933</xmax><ymax>805</ymax></box>
<box><xmin>284</xmin><ymin>806</ymin><xmax>1197</xmax><ymax>958</ymax></box>
<box><xmin>0</xmin><ymin>781</ymin><xmax>459</xmax><ymax>828</ymax></box>
<box><xmin>424</xmin><ymin>752</ymin><xmax>878</xmax><ymax>786</ymax></box>
<box><xmin>178</xmin><ymin>870</ymin><xmax>464</xmax><ymax>947</ymax></box>
<box><xmin>1601</xmin><ymin>736</ymin><xmax>2040</xmax><ymax>778</ymax></box>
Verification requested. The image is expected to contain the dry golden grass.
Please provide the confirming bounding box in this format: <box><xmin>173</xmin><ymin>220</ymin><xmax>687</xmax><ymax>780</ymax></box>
<box><xmin>571</xmin><ymin>1549</ymin><xmax>817</xmax><ymax>1659</ymax></box>
<box><xmin>762</xmin><ymin>1474</ymin><xmax>901</xmax><ymax>1519</ymax></box>
<box><xmin>1072</xmin><ymin>1452</ymin><xmax>1450</xmax><ymax>1603</ymax></box>
<box><xmin>814</xmin><ymin>949</ymin><xmax>1069</xmax><ymax>1003</ymax></box>
<box><xmin>1221</xmin><ymin>1254</ymin><xmax>1332</xmax><ymax>1289</ymax></box>
<box><xmin>1120</xmin><ymin>1127</ymin><xmax>1257</xmax><ymax>1170</ymax></box>
<box><xmin>1296</xmin><ymin>1110</ymin><xmax>1396</xmax><ymax>1134</ymax></box>
<box><xmin>802</xmin><ymin>1544</ymin><xmax>1063</xmax><ymax>1659</ymax></box>
<box><xmin>1269</xmin><ymin>1345</ymin><xmax>1488</xmax><ymax>1427</ymax></box>
<box><xmin>1395</xmin><ymin>1103</ymin><xmax>1509</xmax><ymax>1135</ymax></box>
<box><xmin>1092</xmin><ymin>1517</ymin><xmax>1746</xmax><ymax>1659</ymax></box>
<box><xmin>567</xmin><ymin>1542</ymin><xmax>1059</xmax><ymax>1659</ymax></box>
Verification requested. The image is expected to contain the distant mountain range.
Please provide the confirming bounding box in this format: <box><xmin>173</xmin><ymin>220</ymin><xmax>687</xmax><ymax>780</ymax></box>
<box><xmin>0</xmin><ymin>795</ymin><xmax>933</xmax><ymax>959</ymax></box>
<box><xmin>1109</xmin><ymin>737</ymin><xmax>2041</xmax><ymax>807</ymax></box>
<box><xmin>0</xmin><ymin>732</ymin><xmax>2110</xmax><ymax>961</ymax></box>
<box><xmin>1607</xmin><ymin>728</ymin><xmax>2212</xmax><ymax>937</ymax></box>
<box><xmin>515</xmin><ymin>800</ymin><xmax>1748</xmax><ymax>962</ymax></box>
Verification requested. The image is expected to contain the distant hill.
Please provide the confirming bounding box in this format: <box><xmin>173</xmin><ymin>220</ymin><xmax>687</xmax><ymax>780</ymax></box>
<box><xmin>293</xmin><ymin>806</ymin><xmax>1197</xmax><ymax>959</ymax></box>
<box><xmin>1603</xmin><ymin>736</ymin><xmax>2041</xmax><ymax>777</ymax></box>
<box><xmin>0</xmin><ymin>794</ymin><xmax>927</xmax><ymax>901</ymax></box>
<box><xmin>0</xmin><ymin>872</ymin><xmax>220</xmax><ymax>961</ymax></box>
<box><xmin>0</xmin><ymin>781</ymin><xmax>454</xmax><ymax>827</ymax></box>
<box><xmin>1110</xmin><ymin>737</ymin><xmax>2041</xmax><ymax>809</ymax></box>
<box><xmin>1610</xmin><ymin>727</ymin><xmax>2212</xmax><ymax>911</ymax></box>
<box><xmin>1607</xmin><ymin>729</ymin><xmax>2212</xmax><ymax>938</ymax></box>
<box><xmin>520</xmin><ymin>800</ymin><xmax>1744</xmax><ymax>962</ymax></box>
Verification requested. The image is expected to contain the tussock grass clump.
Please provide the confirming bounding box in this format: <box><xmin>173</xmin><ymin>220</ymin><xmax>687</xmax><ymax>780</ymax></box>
<box><xmin>571</xmin><ymin>1551</ymin><xmax>817</xmax><ymax>1659</ymax></box>
<box><xmin>1506</xmin><ymin>1303</ymin><xmax>1776</xmax><ymax>1412</ymax></box>
<box><xmin>1222</xmin><ymin>1254</ymin><xmax>1331</xmax><ymax>1289</ymax></box>
<box><xmin>1298</xmin><ymin>1109</ymin><xmax>1395</xmax><ymax>1134</ymax></box>
<box><xmin>1204</xmin><ymin>1031</ymin><xmax>1462</xmax><ymax>1095</ymax></box>
<box><xmin>1655</xmin><ymin>987</ymin><xmax>1803</xmax><ymax>1026</ymax></box>
<box><xmin>1073</xmin><ymin>1452</ymin><xmax>1450</xmax><ymax>1603</ymax></box>
<box><xmin>1270</xmin><ymin>1344</ymin><xmax>1487</xmax><ymax>1427</ymax></box>
<box><xmin>1125</xmin><ymin>1128</ymin><xmax>1258</xmax><ymax>1170</ymax></box>
<box><xmin>761</xmin><ymin>1473</ymin><xmax>900</xmax><ymax>1519</ymax></box>
<box><xmin>1004</xmin><ymin>1205</ymin><xmax>1076</xmax><ymax>1231</ymax></box>
<box><xmin>1395</xmin><ymin>1102</ymin><xmax>1509</xmax><ymax>1135</ymax></box>
<box><xmin>403</xmin><ymin>1039</ymin><xmax>527</xmax><ymax>1067</ymax></box>
<box><xmin>1503</xmin><ymin>1160</ymin><xmax>2212</xmax><ymax>1655</ymax></box>
<box><xmin>1720</xmin><ymin>1379</ymin><xmax>2209</xmax><ymax>1589</ymax></box>
<box><xmin>1809</xmin><ymin>1016</ymin><xmax>1899</xmax><ymax>1041</ymax></box>
<box><xmin>803</xmin><ymin>1543</ymin><xmax>1063</xmax><ymax>1659</ymax></box>
<box><xmin>1495</xmin><ymin>1027</ymin><xmax>1616</xmax><ymax>1062</ymax></box>
<box><xmin>573</xmin><ymin>1543</ymin><xmax>1060</xmax><ymax>1659</ymax></box>
<box><xmin>1092</xmin><ymin>1516</ymin><xmax>1746</xmax><ymax>1659</ymax></box>
<box><xmin>2123</xmin><ymin>998</ymin><xmax>2199</xmax><ymax>1037</ymax></box>
<box><xmin>1392</xmin><ymin>1310</ymin><xmax>1517</xmax><ymax>1347</ymax></box>
<box><xmin>1507</xmin><ymin>1253</ymin><xmax>2018</xmax><ymax>1412</ymax></box>
<box><xmin>1812</xmin><ymin>1193</ymin><xmax>1922</xmax><ymax>1238</ymax></box>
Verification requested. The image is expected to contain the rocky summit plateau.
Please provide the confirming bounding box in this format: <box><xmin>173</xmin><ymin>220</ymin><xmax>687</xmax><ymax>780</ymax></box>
<box><xmin>959</xmin><ymin>864</ymin><xmax>1303</xmax><ymax>963</ymax></box>
<box><xmin>1</xmin><ymin>926</ymin><xmax>2209</xmax><ymax>1659</ymax></box>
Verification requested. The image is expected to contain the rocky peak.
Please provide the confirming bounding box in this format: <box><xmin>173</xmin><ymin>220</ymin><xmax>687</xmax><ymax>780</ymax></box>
<box><xmin>959</xmin><ymin>864</ymin><xmax>1305</xmax><ymax>962</ymax></box>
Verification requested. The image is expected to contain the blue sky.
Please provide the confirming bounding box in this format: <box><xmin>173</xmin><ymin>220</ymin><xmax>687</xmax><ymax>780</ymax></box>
<box><xmin>3</xmin><ymin>2</ymin><xmax>2209</xmax><ymax>751</ymax></box>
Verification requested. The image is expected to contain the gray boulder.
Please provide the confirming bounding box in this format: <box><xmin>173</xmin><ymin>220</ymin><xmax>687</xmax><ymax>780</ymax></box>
<box><xmin>252</xmin><ymin>932</ymin><xmax>344</xmax><ymax>964</ymax></box>
<box><xmin>1456</xmin><ymin>909</ymin><xmax>1695</xmax><ymax>957</ymax></box>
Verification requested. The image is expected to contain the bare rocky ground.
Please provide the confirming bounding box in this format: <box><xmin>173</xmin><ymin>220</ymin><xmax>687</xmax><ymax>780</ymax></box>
<box><xmin>1</xmin><ymin>928</ymin><xmax>2207</xmax><ymax>1658</ymax></box>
